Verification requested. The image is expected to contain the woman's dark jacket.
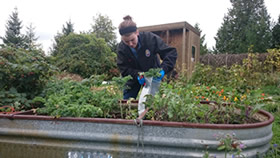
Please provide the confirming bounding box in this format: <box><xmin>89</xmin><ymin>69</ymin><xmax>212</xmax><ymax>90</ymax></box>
<box><xmin>117</xmin><ymin>31</ymin><xmax>177</xmax><ymax>87</ymax></box>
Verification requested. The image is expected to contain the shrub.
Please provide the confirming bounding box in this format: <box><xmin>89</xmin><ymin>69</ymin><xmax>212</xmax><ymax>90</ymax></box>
<box><xmin>36</xmin><ymin>78</ymin><xmax>104</xmax><ymax>118</ymax></box>
<box><xmin>190</xmin><ymin>52</ymin><xmax>278</xmax><ymax>93</ymax></box>
<box><xmin>35</xmin><ymin>75</ymin><xmax>132</xmax><ymax>118</ymax></box>
<box><xmin>265</xmin><ymin>48</ymin><xmax>280</xmax><ymax>72</ymax></box>
<box><xmin>51</xmin><ymin>33</ymin><xmax>118</xmax><ymax>80</ymax></box>
<box><xmin>0</xmin><ymin>46</ymin><xmax>56</xmax><ymax>110</ymax></box>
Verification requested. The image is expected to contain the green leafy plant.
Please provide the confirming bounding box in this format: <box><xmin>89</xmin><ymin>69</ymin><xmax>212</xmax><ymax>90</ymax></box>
<box><xmin>144</xmin><ymin>81</ymin><xmax>265</xmax><ymax>124</ymax></box>
<box><xmin>0</xmin><ymin>87</ymin><xmax>32</xmax><ymax>111</ymax></box>
<box><xmin>35</xmin><ymin>75</ymin><xmax>134</xmax><ymax>118</ymax></box>
<box><xmin>215</xmin><ymin>133</ymin><xmax>245</xmax><ymax>158</ymax></box>
<box><xmin>35</xmin><ymin>78</ymin><xmax>104</xmax><ymax>118</ymax></box>
<box><xmin>51</xmin><ymin>33</ymin><xmax>118</xmax><ymax>79</ymax></box>
<box><xmin>190</xmin><ymin>52</ymin><xmax>276</xmax><ymax>94</ymax></box>
<box><xmin>81</xmin><ymin>74</ymin><xmax>107</xmax><ymax>87</ymax></box>
<box><xmin>263</xmin><ymin>144</ymin><xmax>279</xmax><ymax>158</ymax></box>
<box><xmin>0</xmin><ymin>46</ymin><xmax>56</xmax><ymax>110</ymax></box>
<box><xmin>141</xmin><ymin>51</ymin><xmax>278</xmax><ymax>124</ymax></box>
<box><xmin>120</xmin><ymin>98</ymin><xmax>138</xmax><ymax>120</ymax></box>
<box><xmin>138</xmin><ymin>68</ymin><xmax>162</xmax><ymax>78</ymax></box>
<box><xmin>265</xmin><ymin>48</ymin><xmax>280</xmax><ymax>73</ymax></box>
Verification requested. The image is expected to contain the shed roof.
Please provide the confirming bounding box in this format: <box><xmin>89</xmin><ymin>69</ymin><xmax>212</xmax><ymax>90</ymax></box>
<box><xmin>138</xmin><ymin>21</ymin><xmax>200</xmax><ymax>36</ymax></box>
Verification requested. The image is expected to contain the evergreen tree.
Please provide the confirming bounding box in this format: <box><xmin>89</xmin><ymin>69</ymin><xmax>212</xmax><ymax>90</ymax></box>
<box><xmin>91</xmin><ymin>13</ymin><xmax>117</xmax><ymax>52</ymax></box>
<box><xmin>194</xmin><ymin>23</ymin><xmax>209</xmax><ymax>55</ymax></box>
<box><xmin>271</xmin><ymin>15</ymin><xmax>280</xmax><ymax>48</ymax></box>
<box><xmin>1</xmin><ymin>7</ymin><xmax>26</xmax><ymax>49</ymax></box>
<box><xmin>214</xmin><ymin>0</ymin><xmax>272</xmax><ymax>54</ymax></box>
<box><xmin>50</xmin><ymin>33</ymin><xmax>63</xmax><ymax>56</ymax></box>
<box><xmin>50</xmin><ymin>20</ymin><xmax>74</xmax><ymax>56</ymax></box>
<box><xmin>25</xmin><ymin>23</ymin><xmax>41</xmax><ymax>50</ymax></box>
<box><xmin>62</xmin><ymin>19</ymin><xmax>74</xmax><ymax>36</ymax></box>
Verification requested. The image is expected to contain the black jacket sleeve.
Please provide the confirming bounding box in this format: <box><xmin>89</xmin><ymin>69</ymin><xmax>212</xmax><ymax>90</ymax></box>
<box><xmin>150</xmin><ymin>32</ymin><xmax>177</xmax><ymax>73</ymax></box>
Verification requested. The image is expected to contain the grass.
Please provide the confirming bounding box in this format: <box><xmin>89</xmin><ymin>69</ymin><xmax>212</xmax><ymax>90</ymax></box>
<box><xmin>262</xmin><ymin>93</ymin><xmax>280</xmax><ymax>157</ymax></box>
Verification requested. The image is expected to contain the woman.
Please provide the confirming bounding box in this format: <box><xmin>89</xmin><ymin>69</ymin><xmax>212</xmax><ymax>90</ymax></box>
<box><xmin>117</xmin><ymin>15</ymin><xmax>177</xmax><ymax>99</ymax></box>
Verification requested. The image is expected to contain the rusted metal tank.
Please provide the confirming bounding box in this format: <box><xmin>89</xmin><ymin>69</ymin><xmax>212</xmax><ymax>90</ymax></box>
<box><xmin>0</xmin><ymin>106</ymin><xmax>274</xmax><ymax>158</ymax></box>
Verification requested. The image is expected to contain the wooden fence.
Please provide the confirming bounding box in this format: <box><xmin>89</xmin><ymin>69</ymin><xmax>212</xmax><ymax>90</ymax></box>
<box><xmin>199</xmin><ymin>53</ymin><xmax>268</xmax><ymax>67</ymax></box>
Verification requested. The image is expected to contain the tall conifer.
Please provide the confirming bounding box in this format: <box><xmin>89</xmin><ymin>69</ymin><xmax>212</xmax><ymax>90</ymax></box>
<box><xmin>214</xmin><ymin>0</ymin><xmax>271</xmax><ymax>53</ymax></box>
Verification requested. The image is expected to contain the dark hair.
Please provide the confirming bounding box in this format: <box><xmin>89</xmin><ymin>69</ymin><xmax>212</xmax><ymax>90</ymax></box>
<box><xmin>118</xmin><ymin>15</ymin><xmax>137</xmax><ymax>36</ymax></box>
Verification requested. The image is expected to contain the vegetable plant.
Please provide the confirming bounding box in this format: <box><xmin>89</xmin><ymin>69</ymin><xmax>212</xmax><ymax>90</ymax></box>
<box><xmin>138</xmin><ymin>68</ymin><xmax>162</xmax><ymax>78</ymax></box>
<box><xmin>35</xmin><ymin>75</ymin><xmax>133</xmax><ymax>118</ymax></box>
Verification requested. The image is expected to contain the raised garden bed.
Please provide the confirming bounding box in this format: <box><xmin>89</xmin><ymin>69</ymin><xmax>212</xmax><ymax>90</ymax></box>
<box><xmin>0</xmin><ymin>101</ymin><xmax>274</xmax><ymax>158</ymax></box>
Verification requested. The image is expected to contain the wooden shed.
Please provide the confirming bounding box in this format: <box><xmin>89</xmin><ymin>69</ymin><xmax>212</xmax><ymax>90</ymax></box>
<box><xmin>138</xmin><ymin>21</ymin><xmax>200</xmax><ymax>78</ymax></box>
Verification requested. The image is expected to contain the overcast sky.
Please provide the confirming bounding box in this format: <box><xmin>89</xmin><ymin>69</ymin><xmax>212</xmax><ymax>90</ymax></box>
<box><xmin>0</xmin><ymin>0</ymin><xmax>279</xmax><ymax>54</ymax></box>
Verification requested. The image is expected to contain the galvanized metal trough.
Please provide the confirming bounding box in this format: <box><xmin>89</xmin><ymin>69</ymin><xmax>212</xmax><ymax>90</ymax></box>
<box><xmin>0</xmin><ymin>103</ymin><xmax>274</xmax><ymax>158</ymax></box>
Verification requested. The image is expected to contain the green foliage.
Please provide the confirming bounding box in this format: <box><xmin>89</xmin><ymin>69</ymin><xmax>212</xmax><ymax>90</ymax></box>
<box><xmin>214</xmin><ymin>0</ymin><xmax>272</xmax><ymax>53</ymax></box>
<box><xmin>81</xmin><ymin>74</ymin><xmax>108</xmax><ymax>87</ymax></box>
<box><xmin>145</xmin><ymin>81</ymin><xmax>265</xmax><ymax>124</ymax></box>
<box><xmin>36</xmin><ymin>79</ymin><xmax>104</xmax><ymax>117</ymax></box>
<box><xmin>62</xmin><ymin>19</ymin><xmax>75</xmax><ymax>36</ymax></box>
<box><xmin>272</xmin><ymin>15</ymin><xmax>280</xmax><ymax>48</ymax></box>
<box><xmin>265</xmin><ymin>48</ymin><xmax>280</xmax><ymax>72</ymax></box>
<box><xmin>144</xmin><ymin>82</ymin><xmax>201</xmax><ymax>123</ymax></box>
<box><xmin>190</xmin><ymin>52</ymin><xmax>277</xmax><ymax>93</ymax></box>
<box><xmin>0</xmin><ymin>87</ymin><xmax>32</xmax><ymax>111</ymax></box>
<box><xmin>51</xmin><ymin>33</ymin><xmax>118</xmax><ymax>79</ymax></box>
<box><xmin>262</xmin><ymin>94</ymin><xmax>280</xmax><ymax>148</ymax></box>
<box><xmin>36</xmin><ymin>76</ymin><xmax>132</xmax><ymax>118</ymax></box>
<box><xmin>0</xmin><ymin>46</ymin><xmax>56</xmax><ymax>110</ymax></box>
<box><xmin>262</xmin><ymin>85</ymin><xmax>280</xmax><ymax>95</ymax></box>
<box><xmin>1</xmin><ymin>7</ymin><xmax>27</xmax><ymax>49</ymax></box>
<box><xmin>111</xmin><ymin>75</ymin><xmax>133</xmax><ymax>91</ymax></box>
<box><xmin>91</xmin><ymin>13</ymin><xmax>118</xmax><ymax>52</ymax></box>
<box><xmin>81</xmin><ymin>74</ymin><xmax>132</xmax><ymax>90</ymax></box>
<box><xmin>0</xmin><ymin>46</ymin><xmax>56</xmax><ymax>97</ymax></box>
<box><xmin>216</xmin><ymin>133</ymin><xmax>245</xmax><ymax>158</ymax></box>
<box><xmin>50</xmin><ymin>20</ymin><xmax>75</xmax><ymax>56</ymax></box>
<box><xmin>144</xmin><ymin>52</ymin><xmax>279</xmax><ymax>124</ymax></box>
<box><xmin>189</xmin><ymin>63</ymin><xmax>214</xmax><ymax>85</ymax></box>
<box><xmin>188</xmin><ymin>52</ymin><xmax>279</xmax><ymax>155</ymax></box>
<box><xmin>263</xmin><ymin>144</ymin><xmax>280</xmax><ymax>158</ymax></box>
<box><xmin>271</xmin><ymin>112</ymin><xmax>280</xmax><ymax>145</ymax></box>
<box><xmin>25</xmin><ymin>23</ymin><xmax>41</xmax><ymax>51</ymax></box>
<box><xmin>139</xmin><ymin>68</ymin><xmax>162</xmax><ymax>78</ymax></box>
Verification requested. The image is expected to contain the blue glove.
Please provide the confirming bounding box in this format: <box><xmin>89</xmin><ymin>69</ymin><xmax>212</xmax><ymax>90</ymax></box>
<box><xmin>137</xmin><ymin>75</ymin><xmax>145</xmax><ymax>85</ymax></box>
<box><xmin>156</xmin><ymin>70</ymin><xmax>165</xmax><ymax>81</ymax></box>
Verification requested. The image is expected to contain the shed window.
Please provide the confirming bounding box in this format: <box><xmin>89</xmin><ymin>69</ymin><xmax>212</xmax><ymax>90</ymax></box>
<box><xmin>191</xmin><ymin>46</ymin><xmax>195</xmax><ymax>62</ymax></box>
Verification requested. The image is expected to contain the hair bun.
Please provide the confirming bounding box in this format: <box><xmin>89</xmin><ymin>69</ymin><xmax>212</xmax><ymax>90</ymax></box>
<box><xmin>123</xmin><ymin>15</ymin><xmax>132</xmax><ymax>21</ymax></box>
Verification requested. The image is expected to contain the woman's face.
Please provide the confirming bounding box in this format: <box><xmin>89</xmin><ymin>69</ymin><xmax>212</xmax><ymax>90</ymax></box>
<box><xmin>121</xmin><ymin>31</ymin><xmax>139</xmax><ymax>48</ymax></box>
